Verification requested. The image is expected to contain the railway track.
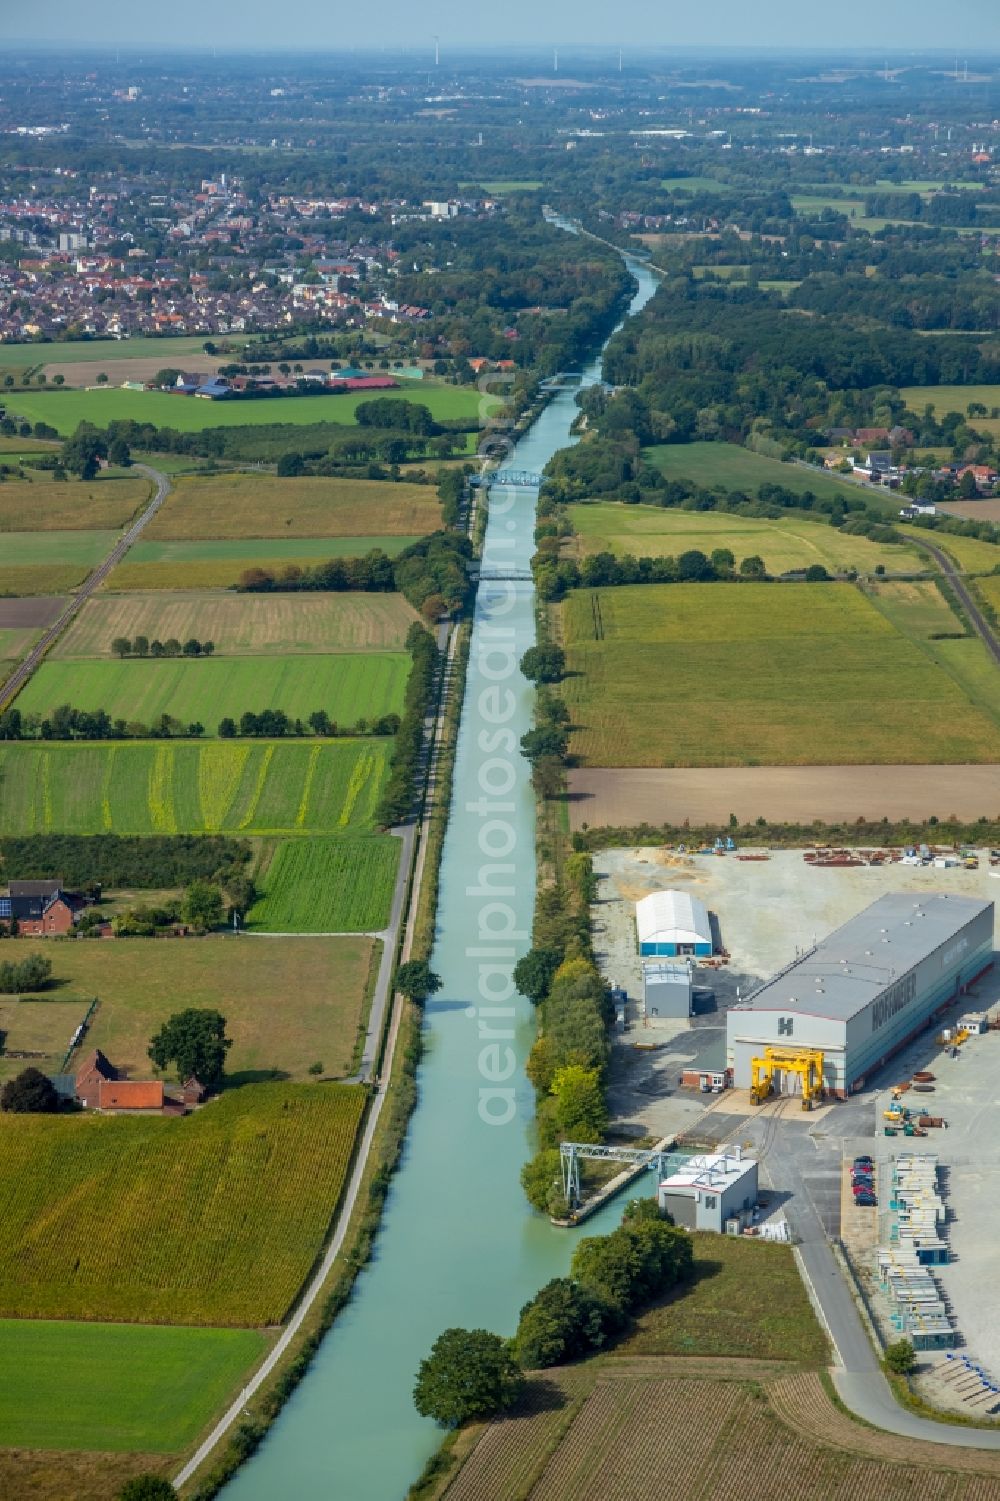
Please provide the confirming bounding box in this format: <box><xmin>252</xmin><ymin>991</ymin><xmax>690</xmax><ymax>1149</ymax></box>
<box><xmin>0</xmin><ymin>462</ymin><xmax>171</xmax><ymax>714</ymax></box>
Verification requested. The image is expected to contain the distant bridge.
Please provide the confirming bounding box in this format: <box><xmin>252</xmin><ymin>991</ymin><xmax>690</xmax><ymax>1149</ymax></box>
<box><xmin>539</xmin><ymin>371</ymin><xmax>585</xmax><ymax>392</ymax></box>
<box><xmin>488</xmin><ymin>470</ymin><xmax>542</xmax><ymax>489</ymax></box>
<box><xmin>470</xmin><ymin>567</ymin><xmax>533</xmax><ymax>583</ymax></box>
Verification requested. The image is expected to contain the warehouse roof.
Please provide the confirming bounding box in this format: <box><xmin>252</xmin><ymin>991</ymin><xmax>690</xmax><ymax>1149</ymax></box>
<box><xmin>735</xmin><ymin>892</ymin><xmax>993</xmax><ymax>1024</ymax></box>
<box><xmin>636</xmin><ymin>890</ymin><xmax>711</xmax><ymax>947</ymax></box>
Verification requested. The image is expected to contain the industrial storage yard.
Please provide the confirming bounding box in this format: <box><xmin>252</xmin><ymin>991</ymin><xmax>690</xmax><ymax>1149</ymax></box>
<box><xmin>591</xmin><ymin>844</ymin><xmax>1000</xmax><ymax>1414</ymax></box>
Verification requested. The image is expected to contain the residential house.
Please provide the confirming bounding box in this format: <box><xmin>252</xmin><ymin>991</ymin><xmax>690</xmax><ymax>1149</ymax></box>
<box><xmin>0</xmin><ymin>879</ymin><xmax>83</xmax><ymax>935</ymax></box>
<box><xmin>74</xmin><ymin>1047</ymin><xmax>117</xmax><ymax>1108</ymax></box>
<box><xmin>98</xmin><ymin>1079</ymin><xmax>164</xmax><ymax>1111</ymax></box>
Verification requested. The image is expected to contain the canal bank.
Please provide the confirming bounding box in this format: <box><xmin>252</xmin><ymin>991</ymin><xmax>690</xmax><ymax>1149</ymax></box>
<box><xmin>220</xmin><ymin>248</ymin><xmax>662</xmax><ymax>1501</ymax></box>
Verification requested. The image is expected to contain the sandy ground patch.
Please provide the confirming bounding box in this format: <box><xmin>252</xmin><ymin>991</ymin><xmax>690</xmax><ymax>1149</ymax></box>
<box><xmin>941</xmin><ymin>499</ymin><xmax>1000</xmax><ymax>524</ymax></box>
<box><xmin>568</xmin><ymin>765</ymin><xmax>1000</xmax><ymax>830</ymax></box>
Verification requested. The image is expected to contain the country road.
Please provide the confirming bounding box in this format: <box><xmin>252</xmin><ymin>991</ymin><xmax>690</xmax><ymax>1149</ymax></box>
<box><xmin>0</xmin><ymin>462</ymin><xmax>171</xmax><ymax>713</ymax></box>
<box><xmin>918</xmin><ymin>535</ymin><xmax>1000</xmax><ymax>667</ymax></box>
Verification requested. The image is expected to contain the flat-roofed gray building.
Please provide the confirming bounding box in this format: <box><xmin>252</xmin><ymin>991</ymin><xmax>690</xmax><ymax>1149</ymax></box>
<box><xmin>727</xmin><ymin>892</ymin><xmax>993</xmax><ymax>1098</ymax></box>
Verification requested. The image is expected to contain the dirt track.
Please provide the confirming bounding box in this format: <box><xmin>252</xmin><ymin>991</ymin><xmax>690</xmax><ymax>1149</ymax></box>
<box><xmin>567</xmin><ymin>765</ymin><xmax>1000</xmax><ymax>829</ymax></box>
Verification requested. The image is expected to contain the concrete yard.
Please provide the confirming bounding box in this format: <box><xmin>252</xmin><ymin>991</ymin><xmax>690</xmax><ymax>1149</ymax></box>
<box><xmin>594</xmin><ymin>843</ymin><xmax>1000</xmax><ymax>1419</ymax></box>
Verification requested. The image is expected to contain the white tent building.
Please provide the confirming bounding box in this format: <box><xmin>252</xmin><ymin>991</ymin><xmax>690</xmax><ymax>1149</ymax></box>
<box><xmin>637</xmin><ymin>890</ymin><xmax>713</xmax><ymax>958</ymax></box>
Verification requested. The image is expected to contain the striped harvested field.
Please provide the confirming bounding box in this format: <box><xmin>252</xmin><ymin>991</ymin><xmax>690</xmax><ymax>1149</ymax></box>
<box><xmin>54</xmin><ymin>590</ymin><xmax>418</xmax><ymax>658</ymax></box>
<box><xmin>144</xmin><ymin>472</ymin><xmax>442</xmax><ymax>541</ymax></box>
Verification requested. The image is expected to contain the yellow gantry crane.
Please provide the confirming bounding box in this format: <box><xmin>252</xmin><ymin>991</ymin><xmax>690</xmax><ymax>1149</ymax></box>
<box><xmin>750</xmin><ymin>1046</ymin><xmax>826</xmax><ymax>1111</ymax></box>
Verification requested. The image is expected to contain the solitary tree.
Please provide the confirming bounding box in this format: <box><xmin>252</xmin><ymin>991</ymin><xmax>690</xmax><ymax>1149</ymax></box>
<box><xmin>1</xmin><ymin>1067</ymin><xmax>60</xmax><ymax>1114</ymax></box>
<box><xmin>133</xmin><ymin>635</ymin><xmax>149</xmax><ymax>657</ymax></box>
<box><xmin>112</xmin><ymin>637</ymin><xmax>132</xmax><ymax>659</ymax></box>
<box><xmin>513</xmin><ymin>947</ymin><xmax>562</xmax><ymax>1005</ymax></box>
<box><xmin>739</xmin><ymin>555</ymin><xmax>767</xmax><ymax>578</ymax></box>
<box><xmin>413</xmin><ymin>1328</ymin><xmax>524</xmax><ymax>1427</ymax></box>
<box><xmin>519</xmin><ymin>644</ymin><xmax>566</xmax><ymax>684</ymax></box>
<box><xmin>149</xmin><ymin>1008</ymin><xmax>231</xmax><ymax>1091</ymax></box>
<box><xmin>182</xmin><ymin>880</ymin><xmax>224</xmax><ymax>932</ymax></box>
<box><xmin>884</xmin><ymin>1338</ymin><xmax>917</xmax><ymax>1375</ymax></box>
<box><xmin>395</xmin><ymin>960</ymin><xmax>441</xmax><ymax>1006</ymax></box>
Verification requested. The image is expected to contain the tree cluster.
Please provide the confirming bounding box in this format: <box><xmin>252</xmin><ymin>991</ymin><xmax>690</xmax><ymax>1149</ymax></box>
<box><xmin>217</xmin><ymin>709</ymin><xmax>399</xmax><ymax>738</ymax></box>
<box><xmin>0</xmin><ymin>834</ymin><xmax>251</xmax><ymax>891</ymax></box>
<box><xmin>112</xmin><ymin>636</ymin><xmax>215</xmax><ymax>659</ymax></box>
<box><xmin>0</xmin><ymin>954</ymin><xmax>52</xmax><ymax>993</ymax></box>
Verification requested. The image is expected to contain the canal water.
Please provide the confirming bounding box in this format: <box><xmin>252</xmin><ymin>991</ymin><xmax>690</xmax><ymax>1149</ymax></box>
<box><xmin>225</xmin><ymin>249</ymin><xmax>660</xmax><ymax>1501</ymax></box>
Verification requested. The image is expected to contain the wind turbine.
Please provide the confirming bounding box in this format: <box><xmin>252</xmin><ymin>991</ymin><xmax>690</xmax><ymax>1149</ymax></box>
<box><xmin>434</xmin><ymin>35</ymin><xmax>440</xmax><ymax>67</ymax></box>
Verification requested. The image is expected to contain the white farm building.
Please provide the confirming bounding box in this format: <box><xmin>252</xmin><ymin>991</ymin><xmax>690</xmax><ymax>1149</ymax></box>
<box><xmin>637</xmin><ymin>890</ymin><xmax>713</xmax><ymax>958</ymax></box>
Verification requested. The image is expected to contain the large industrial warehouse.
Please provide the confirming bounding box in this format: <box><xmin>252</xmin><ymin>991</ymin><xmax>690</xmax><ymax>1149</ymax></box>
<box><xmin>726</xmin><ymin>892</ymin><xmax>994</xmax><ymax>1098</ymax></box>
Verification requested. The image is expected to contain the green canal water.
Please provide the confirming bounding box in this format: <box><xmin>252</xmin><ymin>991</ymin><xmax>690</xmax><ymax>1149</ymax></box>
<box><xmin>224</xmin><ymin>248</ymin><xmax>661</xmax><ymax>1501</ymax></box>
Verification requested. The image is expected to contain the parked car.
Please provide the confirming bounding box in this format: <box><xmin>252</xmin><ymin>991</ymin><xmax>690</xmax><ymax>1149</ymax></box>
<box><xmin>854</xmin><ymin>1192</ymin><xmax>878</xmax><ymax>1207</ymax></box>
<box><xmin>852</xmin><ymin>1155</ymin><xmax>874</xmax><ymax>1168</ymax></box>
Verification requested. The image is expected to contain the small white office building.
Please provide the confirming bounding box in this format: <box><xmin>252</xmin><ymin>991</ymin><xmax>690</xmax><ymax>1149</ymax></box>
<box><xmin>658</xmin><ymin>1146</ymin><xmax>759</xmax><ymax>1233</ymax></box>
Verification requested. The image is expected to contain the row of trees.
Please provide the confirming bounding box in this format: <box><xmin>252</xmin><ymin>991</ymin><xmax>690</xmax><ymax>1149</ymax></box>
<box><xmin>111</xmin><ymin>637</ymin><xmax>215</xmax><ymax>659</ymax></box>
<box><xmin>413</xmin><ymin>1200</ymin><xmax>693</xmax><ymax>1427</ymax></box>
<box><xmin>218</xmin><ymin>710</ymin><xmax>400</xmax><ymax>738</ymax></box>
<box><xmin>236</xmin><ymin>532</ymin><xmax>473</xmax><ymax>620</ymax></box>
<box><xmin>376</xmin><ymin>623</ymin><xmax>440</xmax><ymax>826</ymax></box>
<box><xmin>0</xmin><ymin>705</ymin><xmax>399</xmax><ymax>743</ymax></box>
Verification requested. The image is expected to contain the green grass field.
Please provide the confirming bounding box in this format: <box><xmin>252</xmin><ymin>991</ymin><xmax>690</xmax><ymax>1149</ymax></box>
<box><xmin>901</xmin><ymin>385</ymin><xmax>1000</xmax><ymax>439</ymax></box>
<box><xmin>561</xmin><ymin>581</ymin><xmax>1000</xmax><ymax>767</ymax></box>
<box><xmin>55</xmin><ymin>590</ymin><xmax>418</xmax><ymax>658</ymax></box>
<box><xmin>0</xmin><ymin>335</ymin><xmax>244</xmax><ymax>368</ymax></box>
<box><xmin>16</xmin><ymin>652</ymin><xmax>409</xmax><ymax>731</ymax></box>
<box><xmin>144</xmin><ymin>472</ymin><xmax>442</xmax><ymax>541</ymax></box>
<box><xmin>249</xmin><ymin>836</ymin><xmax>400</xmax><ymax>932</ymax></box>
<box><xmin>0</xmin><ymin>1320</ymin><xmax>266</xmax><ymax>1453</ymax></box>
<box><xmin>2</xmin><ymin>529</ymin><xmax>119</xmax><ymax>567</ymax></box>
<box><xmin>0</xmin><ymin>475</ymin><xmax>149</xmax><ymax>531</ymax></box>
<box><xmin>7</xmin><ymin>383</ymin><xmax>486</xmax><ymax>436</ymax></box>
<box><xmin>930</xmin><ymin>530</ymin><xmax>1000</xmax><ymax>573</ymax></box>
<box><xmin>0</xmin><ymin>737</ymin><xmax>390</xmax><ymax>835</ymax></box>
<box><xmin>645</xmin><ymin>442</ymin><xmax>895</xmax><ymax>511</ymax></box>
<box><xmin>568</xmin><ymin>501</ymin><xmax>922</xmax><ymax>574</ymax></box>
<box><xmin>620</xmin><ymin>1233</ymin><xmax>828</xmax><ymax>1364</ymax></box>
<box><xmin>0</xmin><ymin>934</ymin><xmax>377</xmax><ymax>1084</ymax></box>
<box><xmin>0</xmin><ymin>1082</ymin><xmax>366</xmax><ymax>1324</ymax></box>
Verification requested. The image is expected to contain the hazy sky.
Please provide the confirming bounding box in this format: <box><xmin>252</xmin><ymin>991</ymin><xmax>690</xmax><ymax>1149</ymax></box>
<box><xmin>3</xmin><ymin>0</ymin><xmax>998</xmax><ymax>54</ymax></box>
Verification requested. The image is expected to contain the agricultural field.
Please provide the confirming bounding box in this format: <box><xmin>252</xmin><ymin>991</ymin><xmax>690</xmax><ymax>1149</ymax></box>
<box><xmin>567</xmin><ymin>501</ymin><xmax>924</xmax><ymax>575</ymax></box>
<box><xmin>249</xmin><ymin>835</ymin><xmax>400</xmax><ymax>932</ymax></box>
<box><xmin>901</xmin><ymin>385</ymin><xmax>1000</xmax><ymax>439</ymax></box>
<box><xmin>55</xmin><ymin>590</ymin><xmax>418</xmax><ymax>658</ymax></box>
<box><xmin>0</xmin><ymin>934</ymin><xmax>377</xmax><ymax>1084</ymax></box>
<box><xmin>0</xmin><ymin>334</ymin><xmax>242</xmax><ymax>368</ymax></box>
<box><xmin>2</xmin><ymin>529</ymin><xmax>118</xmax><ymax>568</ymax></box>
<box><xmin>6</xmin><ymin>383</ymin><xmax>486</xmax><ymax>436</ymax></box>
<box><xmin>16</xmin><ymin>651</ymin><xmax>409</xmax><ymax>730</ymax></box>
<box><xmin>645</xmin><ymin>442</ymin><xmax>895</xmax><ymax>510</ymax></box>
<box><xmin>0</xmin><ymin>737</ymin><xmax>391</xmax><ymax>835</ymax></box>
<box><xmin>942</xmin><ymin>499</ymin><xmax>1000</xmax><ymax>526</ymax></box>
<box><xmin>438</xmin><ymin>1360</ymin><xmax>1000</xmax><ymax>1501</ymax></box>
<box><xmin>107</xmin><ymin>535</ymin><xmax>421</xmax><ymax>591</ymax></box>
<box><xmin>864</xmin><ymin>577</ymin><xmax>1000</xmax><ymax>729</ymax></box>
<box><xmin>560</xmin><ymin>581</ymin><xmax>1000</xmax><ymax>767</ymax></box>
<box><xmin>0</xmin><ymin>563</ymin><xmax>90</xmax><ymax>596</ymax></box>
<box><xmin>928</xmin><ymin>530</ymin><xmax>1000</xmax><ymax>573</ymax></box>
<box><xmin>0</xmin><ymin>624</ymin><xmax>40</xmax><ymax>661</ymax></box>
<box><xmin>0</xmin><ymin>1082</ymin><xmax>367</xmax><ymax>1324</ymax></box>
<box><xmin>144</xmin><ymin>472</ymin><xmax>443</xmax><ymax>542</ymax></box>
<box><xmin>0</xmin><ymin>1319</ymin><xmax>266</xmax><ymax>1453</ymax></box>
<box><xmin>0</xmin><ymin>474</ymin><xmax>150</xmax><ymax>531</ymax></box>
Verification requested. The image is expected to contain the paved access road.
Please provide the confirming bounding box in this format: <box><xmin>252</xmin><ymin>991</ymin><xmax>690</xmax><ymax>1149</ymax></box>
<box><xmin>0</xmin><ymin>462</ymin><xmax>171</xmax><ymax>712</ymax></box>
<box><xmin>752</xmin><ymin>1112</ymin><xmax>1000</xmax><ymax>1450</ymax></box>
